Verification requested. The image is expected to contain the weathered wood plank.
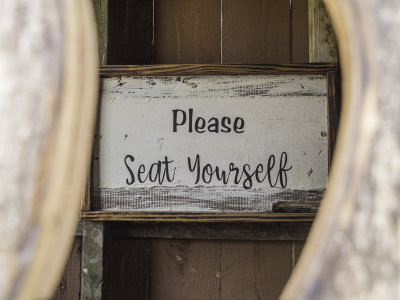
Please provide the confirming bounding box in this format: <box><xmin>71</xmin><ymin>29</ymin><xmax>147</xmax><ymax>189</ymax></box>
<box><xmin>81</xmin><ymin>222</ymin><xmax>103</xmax><ymax>300</ymax></box>
<box><xmin>99</xmin><ymin>63</ymin><xmax>337</xmax><ymax>76</ymax></box>
<box><xmin>93</xmin><ymin>187</ymin><xmax>323</xmax><ymax>212</ymax></box>
<box><xmin>272</xmin><ymin>199</ymin><xmax>320</xmax><ymax>213</ymax></box>
<box><xmin>221</xmin><ymin>241</ymin><xmax>292</xmax><ymax>299</ymax></box>
<box><xmin>103</xmin><ymin>230</ymin><xmax>150</xmax><ymax>300</ymax></box>
<box><xmin>222</xmin><ymin>0</ymin><xmax>291</xmax><ymax>64</ymax></box>
<box><xmin>109</xmin><ymin>221</ymin><xmax>312</xmax><ymax>240</ymax></box>
<box><xmin>150</xmin><ymin>239</ymin><xmax>221</xmax><ymax>300</ymax></box>
<box><xmin>150</xmin><ymin>8</ymin><xmax>225</xmax><ymax>294</ymax></box>
<box><xmin>92</xmin><ymin>0</ymin><xmax>108</xmax><ymax>64</ymax></box>
<box><xmin>154</xmin><ymin>0</ymin><xmax>221</xmax><ymax>64</ymax></box>
<box><xmin>308</xmin><ymin>0</ymin><xmax>338</xmax><ymax>62</ymax></box>
<box><xmin>51</xmin><ymin>237</ymin><xmax>82</xmax><ymax>300</ymax></box>
<box><xmin>81</xmin><ymin>211</ymin><xmax>315</xmax><ymax>222</ymax></box>
<box><xmin>107</xmin><ymin>0</ymin><xmax>153</xmax><ymax>64</ymax></box>
<box><xmin>291</xmin><ymin>0</ymin><xmax>309</xmax><ymax>63</ymax></box>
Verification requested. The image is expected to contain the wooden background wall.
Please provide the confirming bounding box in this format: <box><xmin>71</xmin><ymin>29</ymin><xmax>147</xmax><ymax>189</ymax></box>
<box><xmin>53</xmin><ymin>0</ymin><xmax>311</xmax><ymax>299</ymax></box>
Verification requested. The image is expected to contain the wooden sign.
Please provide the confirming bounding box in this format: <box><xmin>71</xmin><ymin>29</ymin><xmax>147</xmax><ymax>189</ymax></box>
<box><xmin>89</xmin><ymin>65</ymin><xmax>338</xmax><ymax>218</ymax></box>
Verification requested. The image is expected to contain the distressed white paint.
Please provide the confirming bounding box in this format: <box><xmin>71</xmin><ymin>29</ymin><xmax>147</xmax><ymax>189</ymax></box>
<box><xmin>93</xmin><ymin>75</ymin><xmax>328</xmax><ymax>211</ymax></box>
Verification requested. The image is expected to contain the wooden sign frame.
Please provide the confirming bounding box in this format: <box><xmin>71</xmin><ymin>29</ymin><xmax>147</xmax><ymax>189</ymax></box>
<box><xmin>81</xmin><ymin>63</ymin><xmax>339</xmax><ymax>222</ymax></box>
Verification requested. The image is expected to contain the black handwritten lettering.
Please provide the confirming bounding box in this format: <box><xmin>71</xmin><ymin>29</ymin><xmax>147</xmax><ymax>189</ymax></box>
<box><xmin>125</xmin><ymin>153</ymin><xmax>292</xmax><ymax>190</ymax></box>
<box><xmin>221</xmin><ymin>117</ymin><xmax>231</xmax><ymax>133</ymax></box>
<box><xmin>208</xmin><ymin>117</ymin><xmax>219</xmax><ymax>133</ymax></box>
<box><xmin>278</xmin><ymin>152</ymin><xmax>292</xmax><ymax>188</ymax></box>
<box><xmin>124</xmin><ymin>155</ymin><xmax>135</xmax><ymax>185</ymax></box>
<box><xmin>124</xmin><ymin>155</ymin><xmax>177</xmax><ymax>185</ymax></box>
<box><xmin>233</xmin><ymin>118</ymin><xmax>245</xmax><ymax>133</ymax></box>
<box><xmin>172</xmin><ymin>109</ymin><xmax>186</xmax><ymax>132</ymax></box>
<box><xmin>172</xmin><ymin>108</ymin><xmax>245</xmax><ymax>133</ymax></box>
<box><xmin>186</xmin><ymin>153</ymin><xmax>292</xmax><ymax>189</ymax></box>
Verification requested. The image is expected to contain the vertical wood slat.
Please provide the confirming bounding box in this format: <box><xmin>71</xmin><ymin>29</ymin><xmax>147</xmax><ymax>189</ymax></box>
<box><xmin>150</xmin><ymin>239</ymin><xmax>221</xmax><ymax>300</ymax></box>
<box><xmin>308</xmin><ymin>0</ymin><xmax>338</xmax><ymax>62</ymax></box>
<box><xmin>81</xmin><ymin>222</ymin><xmax>104</xmax><ymax>300</ymax></box>
<box><xmin>80</xmin><ymin>2</ymin><xmax>109</xmax><ymax>299</ymax></box>
<box><xmin>154</xmin><ymin>0</ymin><xmax>221</xmax><ymax>64</ymax></box>
<box><xmin>222</xmin><ymin>0</ymin><xmax>291</xmax><ymax>64</ymax></box>
<box><xmin>221</xmin><ymin>241</ymin><xmax>293</xmax><ymax>300</ymax></box>
<box><xmin>293</xmin><ymin>241</ymin><xmax>306</xmax><ymax>267</ymax></box>
<box><xmin>151</xmin><ymin>1</ymin><xmax>223</xmax><ymax>299</ymax></box>
<box><xmin>92</xmin><ymin>0</ymin><xmax>108</xmax><ymax>64</ymax></box>
<box><xmin>107</xmin><ymin>0</ymin><xmax>153</xmax><ymax>64</ymax></box>
<box><xmin>51</xmin><ymin>237</ymin><xmax>82</xmax><ymax>300</ymax></box>
<box><xmin>291</xmin><ymin>0</ymin><xmax>309</xmax><ymax>63</ymax></box>
<box><xmin>103</xmin><ymin>229</ymin><xmax>151</xmax><ymax>300</ymax></box>
<box><xmin>220</xmin><ymin>2</ymin><xmax>297</xmax><ymax>299</ymax></box>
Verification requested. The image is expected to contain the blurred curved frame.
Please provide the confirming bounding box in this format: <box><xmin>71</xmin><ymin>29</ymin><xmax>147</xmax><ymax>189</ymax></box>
<box><xmin>0</xmin><ymin>1</ymin><xmax>98</xmax><ymax>299</ymax></box>
<box><xmin>283</xmin><ymin>0</ymin><xmax>400</xmax><ymax>298</ymax></box>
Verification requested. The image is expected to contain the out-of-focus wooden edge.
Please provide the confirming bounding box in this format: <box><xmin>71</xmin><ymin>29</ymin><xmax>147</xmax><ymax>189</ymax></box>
<box><xmin>17</xmin><ymin>1</ymin><xmax>99</xmax><ymax>299</ymax></box>
<box><xmin>282</xmin><ymin>0</ymin><xmax>382</xmax><ymax>298</ymax></box>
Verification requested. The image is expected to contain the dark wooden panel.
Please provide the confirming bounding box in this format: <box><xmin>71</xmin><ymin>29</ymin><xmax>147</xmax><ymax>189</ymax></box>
<box><xmin>222</xmin><ymin>0</ymin><xmax>291</xmax><ymax>63</ymax></box>
<box><xmin>110</xmin><ymin>222</ymin><xmax>312</xmax><ymax>240</ymax></box>
<box><xmin>107</xmin><ymin>0</ymin><xmax>153</xmax><ymax>64</ymax></box>
<box><xmin>291</xmin><ymin>0</ymin><xmax>309</xmax><ymax>63</ymax></box>
<box><xmin>150</xmin><ymin>239</ymin><xmax>221</xmax><ymax>300</ymax></box>
<box><xmin>154</xmin><ymin>0</ymin><xmax>221</xmax><ymax>64</ymax></box>
<box><xmin>51</xmin><ymin>237</ymin><xmax>82</xmax><ymax>300</ymax></box>
<box><xmin>103</xmin><ymin>225</ymin><xmax>151</xmax><ymax>300</ymax></box>
<box><xmin>221</xmin><ymin>241</ymin><xmax>292</xmax><ymax>300</ymax></box>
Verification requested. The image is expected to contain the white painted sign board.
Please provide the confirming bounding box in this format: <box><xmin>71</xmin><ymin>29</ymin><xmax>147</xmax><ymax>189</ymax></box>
<box><xmin>93</xmin><ymin>74</ymin><xmax>328</xmax><ymax>212</ymax></box>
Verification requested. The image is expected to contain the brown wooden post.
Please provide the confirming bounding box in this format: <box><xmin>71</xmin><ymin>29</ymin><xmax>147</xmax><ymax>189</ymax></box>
<box><xmin>308</xmin><ymin>0</ymin><xmax>338</xmax><ymax>62</ymax></box>
<box><xmin>80</xmin><ymin>2</ymin><xmax>108</xmax><ymax>300</ymax></box>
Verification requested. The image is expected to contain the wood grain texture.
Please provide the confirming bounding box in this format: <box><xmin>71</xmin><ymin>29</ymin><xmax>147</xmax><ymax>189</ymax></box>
<box><xmin>81</xmin><ymin>221</ymin><xmax>103</xmax><ymax>300</ymax></box>
<box><xmin>81</xmin><ymin>211</ymin><xmax>315</xmax><ymax>222</ymax></box>
<box><xmin>221</xmin><ymin>241</ymin><xmax>292</xmax><ymax>300</ymax></box>
<box><xmin>99</xmin><ymin>63</ymin><xmax>337</xmax><ymax>77</ymax></box>
<box><xmin>107</xmin><ymin>0</ymin><xmax>153</xmax><ymax>64</ymax></box>
<box><xmin>291</xmin><ymin>0</ymin><xmax>309</xmax><ymax>63</ymax></box>
<box><xmin>103</xmin><ymin>230</ymin><xmax>150</xmax><ymax>300</ymax></box>
<box><xmin>222</xmin><ymin>0</ymin><xmax>291</xmax><ymax>64</ymax></box>
<box><xmin>272</xmin><ymin>199</ymin><xmax>320</xmax><ymax>213</ymax></box>
<box><xmin>154</xmin><ymin>0</ymin><xmax>221</xmax><ymax>64</ymax></box>
<box><xmin>150</xmin><ymin>239</ymin><xmax>221</xmax><ymax>300</ymax></box>
<box><xmin>283</xmin><ymin>0</ymin><xmax>400</xmax><ymax>299</ymax></box>
<box><xmin>92</xmin><ymin>0</ymin><xmax>108</xmax><ymax>64</ymax></box>
<box><xmin>93</xmin><ymin>188</ymin><xmax>324</xmax><ymax>213</ymax></box>
<box><xmin>308</xmin><ymin>0</ymin><xmax>338</xmax><ymax>62</ymax></box>
<box><xmin>51</xmin><ymin>237</ymin><xmax>82</xmax><ymax>300</ymax></box>
<box><xmin>109</xmin><ymin>221</ymin><xmax>312</xmax><ymax>241</ymax></box>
